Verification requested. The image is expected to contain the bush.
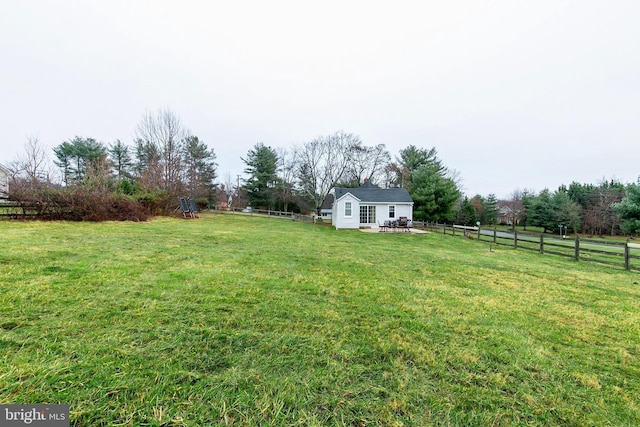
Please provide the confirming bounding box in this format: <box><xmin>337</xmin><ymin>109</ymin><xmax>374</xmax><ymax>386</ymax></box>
<box><xmin>195</xmin><ymin>197</ymin><xmax>209</xmax><ymax>210</ymax></box>
<box><xmin>136</xmin><ymin>191</ymin><xmax>170</xmax><ymax>216</ymax></box>
<box><xmin>8</xmin><ymin>177</ymin><xmax>151</xmax><ymax>221</ymax></box>
<box><xmin>107</xmin><ymin>195</ymin><xmax>150</xmax><ymax>221</ymax></box>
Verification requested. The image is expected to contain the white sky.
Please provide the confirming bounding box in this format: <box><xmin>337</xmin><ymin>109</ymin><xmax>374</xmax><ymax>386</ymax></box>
<box><xmin>1</xmin><ymin>0</ymin><xmax>638</xmax><ymax>198</ymax></box>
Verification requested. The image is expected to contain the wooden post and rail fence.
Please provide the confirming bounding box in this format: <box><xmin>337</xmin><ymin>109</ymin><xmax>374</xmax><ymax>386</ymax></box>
<box><xmin>415</xmin><ymin>221</ymin><xmax>640</xmax><ymax>272</ymax></box>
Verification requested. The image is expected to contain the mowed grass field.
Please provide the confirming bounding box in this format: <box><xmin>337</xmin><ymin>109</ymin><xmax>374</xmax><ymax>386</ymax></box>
<box><xmin>1</xmin><ymin>214</ymin><xmax>639</xmax><ymax>426</ymax></box>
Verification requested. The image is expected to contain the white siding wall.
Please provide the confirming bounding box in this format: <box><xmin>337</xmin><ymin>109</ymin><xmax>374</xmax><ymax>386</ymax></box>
<box><xmin>333</xmin><ymin>194</ymin><xmax>360</xmax><ymax>229</ymax></box>
<box><xmin>333</xmin><ymin>200</ymin><xmax>414</xmax><ymax>229</ymax></box>
<box><xmin>373</xmin><ymin>204</ymin><xmax>413</xmax><ymax>225</ymax></box>
<box><xmin>395</xmin><ymin>204</ymin><xmax>414</xmax><ymax>221</ymax></box>
<box><xmin>379</xmin><ymin>204</ymin><xmax>394</xmax><ymax>224</ymax></box>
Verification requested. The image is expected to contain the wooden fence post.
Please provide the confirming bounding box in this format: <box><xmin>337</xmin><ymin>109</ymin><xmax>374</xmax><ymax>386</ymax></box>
<box><xmin>493</xmin><ymin>227</ymin><xmax>497</xmax><ymax>244</ymax></box>
<box><xmin>540</xmin><ymin>234</ymin><xmax>544</xmax><ymax>254</ymax></box>
<box><xmin>514</xmin><ymin>230</ymin><xmax>518</xmax><ymax>249</ymax></box>
<box><xmin>574</xmin><ymin>236</ymin><xmax>580</xmax><ymax>261</ymax></box>
<box><xmin>625</xmin><ymin>242</ymin><xmax>630</xmax><ymax>270</ymax></box>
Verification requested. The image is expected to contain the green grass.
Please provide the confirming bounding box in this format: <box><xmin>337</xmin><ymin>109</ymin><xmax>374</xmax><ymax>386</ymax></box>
<box><xmin>1</xmin><ymin>214</ymin><xmax>639</xmax><ymax>426</ymax></box>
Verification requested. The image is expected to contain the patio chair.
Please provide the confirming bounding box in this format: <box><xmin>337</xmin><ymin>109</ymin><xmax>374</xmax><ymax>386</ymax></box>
<box><xmin>398</xmin><ymin>216</ymin><xmax>410</xmax><ymax>232</ymax></box>
<box><xmin>179</xmin><ymin>197</ymin><xmax>193</xmax><ymax>218</ymax></box>
<box><xmin>188</xmin><ymin>197</ymin><xmax>200</xmax><ymax>218</ymax></box>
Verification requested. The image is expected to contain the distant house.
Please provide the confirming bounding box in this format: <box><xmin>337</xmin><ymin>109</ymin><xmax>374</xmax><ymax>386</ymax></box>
<box><xmin>330</xmin><ymin>181</ymin><xmax>413</xmax><ymax>229</ymax></box>
<box><xmin>497</xmin><ymin>200</ymin><xmax>523</xmax><ymax>226</ymax></box>
<box><xmin>0</xmin><ymin>163</ymin><xmax>9</xmax><ymax>199</ymax></box>
<box><xmin>319</xmin><ymin>193</ymin><xmax>334</xmax><ymax>220</ymax></box>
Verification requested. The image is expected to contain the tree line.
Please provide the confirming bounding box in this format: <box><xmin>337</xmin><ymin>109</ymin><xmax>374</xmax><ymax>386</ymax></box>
<box><xmin>3</xmin><ymin>107</ymin><xmax>639</xmax><ymax>233</ymax></box>
<box><xmin>6</xmin><ymin>109</ymin><xmax>216</xmax><ymax>220</ymax></box>
<box><xmin>456</xmin><ymin>181</ymin><xmax>640</xmax><ymax>236</ymax></box>
<box><xmin>238</xmin><ymin>138</ymin><xmax>640</xmax><ymax>236</ymax></box>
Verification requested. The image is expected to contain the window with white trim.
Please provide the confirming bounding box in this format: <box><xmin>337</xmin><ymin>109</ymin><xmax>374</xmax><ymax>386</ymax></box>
<box><xmin>344</xmin><ymin>201</ymin><xmax>352</xmax><ymax>217</ymax></box>
<box><xmin>389</xmin><ymin>205</ymin><xmax>395</xmax><ymax>218</ymax></box>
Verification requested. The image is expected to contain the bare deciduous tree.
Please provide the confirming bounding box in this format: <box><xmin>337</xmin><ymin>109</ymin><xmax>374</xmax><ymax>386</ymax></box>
<box><xmin>343</xmin><ymin>143</ymin><xmax>390</xmax><ymax>186</ymax></box>
<box><xmin>583</xmin><ymin>184</ymin><xmax>624</xmax><ymax>236</ymax></box>
<box><xmin>277</xmin><ymin>147</ymin><xmax>296</xmax><ymax>212</ymax></box>
<box><xmin>134</xmin><ymin>109</ymin><xmax>188</xmax><ymax>200</ymax></box>
<box><xmin>294</xmin><ymin>131</ymin><xmax>359</xmax><ymax>212</ymax></box>
<box><xmin>217</xmin><ymin>171</ymin><xmax>237</xmax><ymax>210</ymax></box>
<box><xmin>10</xmin><ymin>136</ymin><xmax>52</xmax><ymax>182</ymax></box>
<box><xmin>7</xmin><ymin>136</ymin><xmax>56</xmax><ymax>216</ymax></box>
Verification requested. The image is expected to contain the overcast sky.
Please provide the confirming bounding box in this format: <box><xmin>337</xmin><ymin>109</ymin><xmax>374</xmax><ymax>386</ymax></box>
<box><xmin>1</xmin><ymin>1</ymin><xmax>638</xmax><ymax>198</ymax></box>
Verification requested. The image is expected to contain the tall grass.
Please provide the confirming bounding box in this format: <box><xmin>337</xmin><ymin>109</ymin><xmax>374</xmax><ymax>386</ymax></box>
<box><xmin>1</xmin><ymin>214</ymin><xmax>638</xmax><ymax>426</ymax></box>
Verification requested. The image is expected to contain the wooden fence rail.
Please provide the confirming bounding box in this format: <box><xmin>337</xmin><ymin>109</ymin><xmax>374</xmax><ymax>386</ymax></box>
<box><xmin>0</xmin><ymin>203</ymin><xmax>33</xmax><ymax>219</ymax></box>
<box><xmin>416</xmin><ymin>221</ymin><xmax>639</xmax><ymax>272</ymax></box>
<box><xmin>215</xmin><ymin>207</ymin><xmax>317</xmax><ymax>223</ymax></box>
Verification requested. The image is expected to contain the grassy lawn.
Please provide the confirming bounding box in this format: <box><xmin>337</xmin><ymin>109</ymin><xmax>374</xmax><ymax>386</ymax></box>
<box><xmin>1</xmin><ymin>214</ymin><xmax>639</xmax><ymax>426</ymax></box>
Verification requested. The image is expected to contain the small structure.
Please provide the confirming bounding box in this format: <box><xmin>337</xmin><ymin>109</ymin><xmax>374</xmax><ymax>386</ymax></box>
<box><xmin>0</xmin><ymin>163</ymin><xmax>9</xmax><ymax>199</ymax></box>
<box><xmin>319</xmin><ymin>194</ymin><xmax>334</xmax><ymax>221</ymax></box>
<box><xmin>330</xmin><ymin>181</ymin><xmax>413</xmax><ymax>230</ymax></box>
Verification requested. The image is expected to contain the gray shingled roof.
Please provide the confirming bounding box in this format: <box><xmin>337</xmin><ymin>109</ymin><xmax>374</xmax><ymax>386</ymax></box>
<box><xmin>320</xmin><ymin>193</ymin><xmax>334</xmax><ymax>210</ymax></box>
<box><xmin>334</xmin><ymin>181</ymin><xmax>413</xmax><ymax>203</ymax></box>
